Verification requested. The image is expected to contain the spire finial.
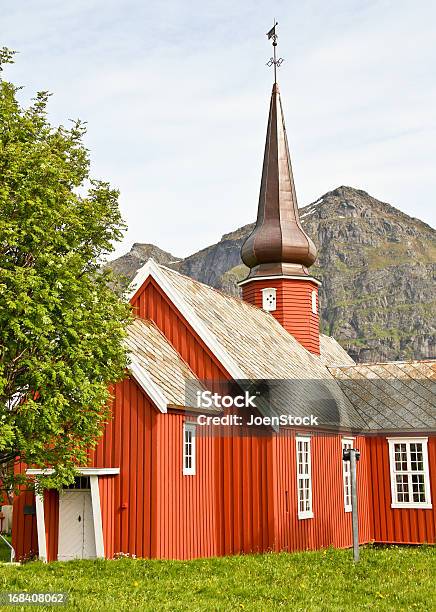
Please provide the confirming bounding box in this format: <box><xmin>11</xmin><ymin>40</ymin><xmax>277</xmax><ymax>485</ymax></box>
<box><xmin>240</xmin><ymin>32</ymin><xmax>317</xmax><ymax>280</ymax></box>
<box><xmin>266</xmin><ymin>20</ymin><xmax>284</xmax><ymax>83</ymax></box>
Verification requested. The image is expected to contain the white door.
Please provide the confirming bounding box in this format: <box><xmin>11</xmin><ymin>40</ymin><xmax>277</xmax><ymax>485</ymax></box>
<box><xmin>58</xmin><ymin>491</ymin><xmax>96</xmax><ymax>561</ymax></box>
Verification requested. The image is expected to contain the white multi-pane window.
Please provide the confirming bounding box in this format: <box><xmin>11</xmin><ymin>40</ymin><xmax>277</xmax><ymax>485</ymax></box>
<box><xmin>342</xmin><ymin>439</ymin><xmax>353</xmax><ymax>512</ymax></box>
<box><xmin>388</xmin><ymin>438</ymin><xmax>432</xmax><ymax>509</ymax></box>
<box><xmin>296</xmin><ymin>436</ymin><xmax>313</xmax><ymax>519</ymax></box>
<box><xmin>183</xmin><ymin>423</ymin><xmax>196</xmax><ymax>476</ymax></box>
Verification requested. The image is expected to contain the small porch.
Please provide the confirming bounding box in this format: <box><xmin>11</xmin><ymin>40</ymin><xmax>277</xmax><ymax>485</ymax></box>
<box><xmin>26</xmin><ymin>468</ymin><xmax>119</xmax><ymax>562</ymax></box>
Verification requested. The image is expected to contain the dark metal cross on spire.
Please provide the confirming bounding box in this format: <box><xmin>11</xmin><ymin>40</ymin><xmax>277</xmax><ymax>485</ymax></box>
<box><xmin>266</xmin><ymin>20</ymin><xmax>284</xmax><ymax>83</ymax></box>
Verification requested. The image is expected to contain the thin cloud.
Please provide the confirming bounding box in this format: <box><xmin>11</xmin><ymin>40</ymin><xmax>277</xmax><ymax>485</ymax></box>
<box><xmin>1</xmin><ymin>0</ymin><xmax>435</xmax><ymax>260</ymax></box>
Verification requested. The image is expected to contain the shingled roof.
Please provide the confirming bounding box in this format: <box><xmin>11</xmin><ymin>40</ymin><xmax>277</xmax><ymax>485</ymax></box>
<box><xmin>126</xmin><ymin>318</ymin><xmax>200</xmax><ymax>411</ymax></box>
<box><xmin>126</xmin><ymin>261</ymin><xmax>435</xmax><ymax>433</ymax></box>
<box><xmin>127</xmin><ymin>262</ymin><xmax>366</xmax><ymax>431</ymax></box>
<box><xmin>319</xmin><ymin>335</ymin><xmax>356</xmax><ymax>368</ymax></box>
<box><xmin>329</xmin><ymin>361</ymin><xmax>436</xmax><ymax>433</ymax></box>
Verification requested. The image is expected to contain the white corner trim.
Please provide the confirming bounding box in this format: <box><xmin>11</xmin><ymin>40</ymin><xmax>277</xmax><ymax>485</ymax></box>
<box><xmin>128</xmin><ymin>353</ymin><xmax>168</xmax><ymax>413</ymax></box>
<box><xmin>238</xmin><ymin>275</ymin><xmax>322</xmax><ymax>287</ymax></box>
<box><xmin>26</xmin><ymin>468</ymin><xmax>120</xmax><ymax>476</ymax></box>
<box><xmin>90</xmin><ymin>476</ymin><xmax>105</xmax><ymax>558</ymax></box>
<box><xmin>35</xmin><ymin>493</ymin><xmax>47</xmax><ymax>562</ymax></box>
<box><xmin>126</xmin><ymin>258</ymin><xmax>247</xmax><ymax>381</ymax></box>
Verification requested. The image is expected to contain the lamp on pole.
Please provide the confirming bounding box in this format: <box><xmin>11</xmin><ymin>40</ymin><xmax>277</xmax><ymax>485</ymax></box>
<box><xmin>343</xmin><ymin>447</ymin><xmax>361</xmax><ymax>562</ymax></box>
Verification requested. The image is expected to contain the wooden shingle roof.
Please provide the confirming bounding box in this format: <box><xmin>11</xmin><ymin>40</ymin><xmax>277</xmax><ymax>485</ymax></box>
<box><xmin>126</xmin><ymin>261</ymin><xmax>435</xmax><ymax>433</ymax></box>
<box><xmin>319</xmin><ymin>335</ymin><xmax>356</xmax><ymax>368</ymax></box>
<box><xmin>149</xmin><ymin>265</ymin><xmax>366</xmax><ymax>431</ymax></box>
<box><xmin>329</xmin><ymin>361</ymin><xmax>436</xmax><ymax>432</ymax></box>
<box><xmin>126</xmin><ymin>318</ymin><xmax>200</xmax><ymax>409</ymax></box>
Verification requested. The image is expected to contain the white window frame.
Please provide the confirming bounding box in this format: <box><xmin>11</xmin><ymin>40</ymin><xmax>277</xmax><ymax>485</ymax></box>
<box><xmin>342</xmin><ymin>438</ymin><xmax>354</xmax><ymax>513</ymax></box>
<box><xmin>388</xmin><ymin>437</ymin><xmax>432</xmax><ymax>509</ymax></box>
<box><xmin>261</xmin><ymin>287</ymin><xmax>277</xmax><ymax>312</ymax></box>
<box><xmin>311</xmin><ymin>289</ymin><xmax>317</xmax><ymax>314</ymax></box>
<box><xmin>296</xmin><ymin>436</ymin><xmax>313</xmax><ymax>519</ymax></box>
<box><xmin>183</xmin><ymin>423</ymin><xmax>196</xmax><ymax>476</ymax></box>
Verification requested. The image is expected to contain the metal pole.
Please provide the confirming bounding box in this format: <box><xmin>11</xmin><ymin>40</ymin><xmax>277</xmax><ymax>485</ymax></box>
<box><xmin>350</xmin><ymin>449</ymin><xmax>359</xmax><ymax>562</ymax></box>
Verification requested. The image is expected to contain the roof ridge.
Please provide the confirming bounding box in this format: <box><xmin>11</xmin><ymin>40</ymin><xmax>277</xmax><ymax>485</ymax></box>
<box><xmin>336</xmin><ymin>359</ymin><xmax>436</xmax><ymax>368</ymax></box>
<box><xmin>155</xmin><ymin>262</ymin><xmax>286</xmax><ymax>315</ymax></box>
<box><xmin>157</xmin><ymin>263</ymin><xmax>358</xmax><ymax>372</ymax></box>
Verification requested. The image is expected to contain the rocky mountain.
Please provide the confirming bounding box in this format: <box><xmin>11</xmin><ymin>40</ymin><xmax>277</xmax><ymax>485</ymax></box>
<box><xmin>108</xmin><ymin>186</ymin><xmax>435</xmax><ymax>363</ymax></box>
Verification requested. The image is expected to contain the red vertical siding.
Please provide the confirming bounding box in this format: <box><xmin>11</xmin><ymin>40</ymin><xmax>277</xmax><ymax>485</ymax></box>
<box><xmin>99</xmin><ymin>476</ymin><xmax>115</xmax><ymax>558</ymax></box>
<box><xmin>153</xmin><ymin>413</ymin><xmax>218</xmax><ymax>559</ymax></box>
<box><xmin>11</xmin><ymin>487</ymin><xmax>58</xmax><ymax>562</ymax></box>
<box><xmin>242</xmin><ymin>278</ymin><xmax>320</xmax><ymax>354</ymax></box>
<box><xmin>273</xmin><ymin>432</ymin><xmax>372</xmax><ymax>551</ymax></box>
<box><xmin>131</xmin><ymin>277</ymin><xmax>278</xmax><ymax>557</ymax></box>
<box><xmin>368</xmin><ymin>436</ymin><xmax>436</xmax><ymax>544</ymax></box>
<box><xmin>12</xmin><ymin>488</ymin><xmax>38</xmax><ymax>561</ymax></box>
<box><xmin>44</xmin><ymin>490</ymin><xmax>59</xmax><ymax>562</ymax></box>
<box><xmin>89</xmin><ymin>378</ymin><xmax>156</xmax><ymax>558</ymax></box>
<box><xmin>217</xmin><ymin>430</ymin><xmax>275</xmax><ymax>557</ymax></box>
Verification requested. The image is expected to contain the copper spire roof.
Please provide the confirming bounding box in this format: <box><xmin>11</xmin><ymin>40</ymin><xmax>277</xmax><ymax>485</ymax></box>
<box><xmin>241</xmin><ymin>83</ymin><xmax>317</xmax><ymax>279</ymax></box>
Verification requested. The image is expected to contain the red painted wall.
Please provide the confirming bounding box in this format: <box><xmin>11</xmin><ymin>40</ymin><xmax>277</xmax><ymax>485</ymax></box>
<box><xmin>44</xmin><ymin>490</ymin><xmax>59</xmax><ymax>561</ymax></box>
<box><xmin>217</xmin><ymin>432</ymin><xmax>276</xmax><ymax>556</ymax></box>
<box><xmin>132</xmin><ymin>278</ymin><xmax>277</xmax><ymax>557</ymax></box>
<box><xmin>153</xmin><ymin>412</ymin><xmax>218</xmax><ymax>559</ymax></box>
<box><xmin>11</xmin><ymin>489</ymin><xmax>38</xmax><ymax>561</ymax></box>
<box><xmin>367</xmin><ymin>436</ymin><xmax>436</xmax><ymax>544</ymax></box>
<box><xmin>89</xmin><ymin>378</ymin><xmax>157</xmax><ymax>558</ymax></box>
<box><xmin>273</xmin><ymin>433</ymin><xmax>372</xmax><ymax>551</ymax></box>
<box><xmin>11</xmin><ymin>487</ymin><xmax>58</xmax><ymax>562</ymax></box>
<box><xmin>241</xmin><ymin>278</ymin><xmax>320</xmax><ymax>355</ymax></box>
<box><xmin>90</xmin><ymin>376</ymin><xmax>220</xmax><ymax>560</ymax></box>
<box><xmin>99</xmin><ymin>476</ymin><xmax>115</xmax><ymax>559</ymax></box>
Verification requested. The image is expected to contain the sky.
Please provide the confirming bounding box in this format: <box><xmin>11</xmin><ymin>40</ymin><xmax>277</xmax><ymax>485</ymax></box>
<box><xmin>1</xmin><ymin>0</ymin><xmax>435</xmax><ymax>259</ymax></box>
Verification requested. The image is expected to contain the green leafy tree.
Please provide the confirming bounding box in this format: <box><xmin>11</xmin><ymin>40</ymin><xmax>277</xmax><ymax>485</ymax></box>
<box><xmin>0</xmin><ymin>49</ymin><xmax>131</xmax><ymax>492</ymax></box>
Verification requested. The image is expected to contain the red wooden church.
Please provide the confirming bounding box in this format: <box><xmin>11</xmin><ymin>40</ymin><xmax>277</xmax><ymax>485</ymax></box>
<box><xmin>13</xmin><ymin>70</ymin><xmax>436</xmax><ymax>562</ymax></box>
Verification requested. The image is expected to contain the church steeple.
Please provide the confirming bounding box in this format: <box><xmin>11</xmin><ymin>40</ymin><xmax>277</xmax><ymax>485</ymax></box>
<box><xmin>239</xmin><ymin>24</ymin><xmax>321</xmax><ymax>355</ymax></box>
<box><xmin>241</xmin><ymin>82</ymin><xmax>317</xmax><ymax>279</ymax></box>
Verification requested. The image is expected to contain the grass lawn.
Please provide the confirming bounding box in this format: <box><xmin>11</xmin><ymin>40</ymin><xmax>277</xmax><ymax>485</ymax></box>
<box><xmin>0</xmin><ymin>536</ymin><xmax>13</xmax><ymax>563</ymax></box>
<box><xmin>0</xmin><ymin>545</ymin><xmax>434</xmax><ymax>611</ymax></box>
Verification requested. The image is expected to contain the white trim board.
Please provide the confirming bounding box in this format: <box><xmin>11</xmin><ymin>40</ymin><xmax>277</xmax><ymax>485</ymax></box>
<box><xmin>27</xmin><ymin>468</ymin><xmax>120</xmax><ymax>476</ymax></box>
<box><xmin>90</xmin><ymin>476</ymin><xmax>105</xmax><ymax>558</ymax></box>
<box><xmin>238</xmin><ymin>275</ymin><xmax>322</xmax><ymax>287</ymax></box>
<box><xmin>35</xmin><ymin>493</ymin><xmax>47</xmax><ymax>562</ymax></box>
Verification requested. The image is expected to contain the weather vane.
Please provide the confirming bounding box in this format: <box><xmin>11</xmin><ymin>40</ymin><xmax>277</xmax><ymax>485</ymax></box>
<box><xmin>266</xmin><ymin>20</ymin><xmax>284</xmax><ymax>83</ymax></box>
